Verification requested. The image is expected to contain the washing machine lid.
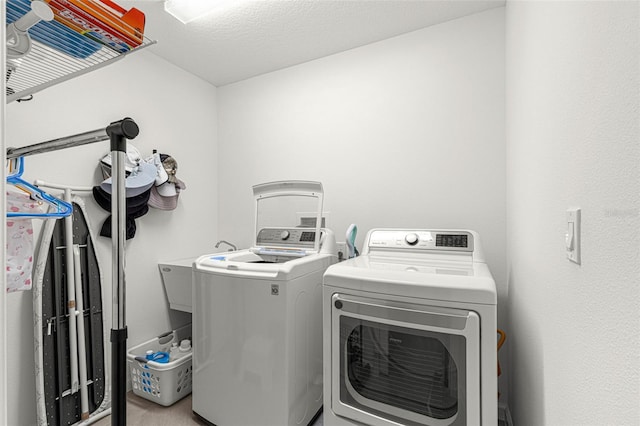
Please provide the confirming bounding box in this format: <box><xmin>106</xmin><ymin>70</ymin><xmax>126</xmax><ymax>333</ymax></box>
<box><xmin>195</xmin><ymin>248</ymin><xmax>334</xmax><ymax>281</ymax></box>
<box><xmin>323</xmin><ymin>255</ymin><xmax>497</xmax><ymax>305</ymax></box>
<box><xmin>252</xmin><ymin>180</ymin><xmax>324</xmax><ymax>255</ymax></box>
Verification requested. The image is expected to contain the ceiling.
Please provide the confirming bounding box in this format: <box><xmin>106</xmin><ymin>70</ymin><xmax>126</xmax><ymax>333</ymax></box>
<box><xmin>121</xmin><ymin>1</ymin><xmax>504</xmax><ymax>87</ymax></box>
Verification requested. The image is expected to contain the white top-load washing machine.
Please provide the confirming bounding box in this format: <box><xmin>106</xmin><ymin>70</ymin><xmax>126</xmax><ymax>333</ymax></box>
<box><xmin>193</xmin><ymin>181</ymin><xmax>337</xmax><ymax>426</ymax></box>
<box><xmin>323</xmin><ymin>229</ymin><xmax>497</xmax><ymax>426</ymax></box>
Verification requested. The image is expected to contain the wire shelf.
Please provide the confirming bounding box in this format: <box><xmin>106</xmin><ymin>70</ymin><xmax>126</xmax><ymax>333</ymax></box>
<box><xmin>5</xmin><ymin>0</ymin><xmax>156</xmax><ymax>103</ymax></box>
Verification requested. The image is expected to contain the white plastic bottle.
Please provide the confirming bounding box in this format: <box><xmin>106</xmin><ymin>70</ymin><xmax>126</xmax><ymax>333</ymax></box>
<box><xmin>179</xmin><ymin>339</ymin><xmax>191</xmax><ymax>353</ymax></box>
<box><xmin>169</xmin><ymin>342</ymin><xmax>180</xmax><ymax>361</ymax></box>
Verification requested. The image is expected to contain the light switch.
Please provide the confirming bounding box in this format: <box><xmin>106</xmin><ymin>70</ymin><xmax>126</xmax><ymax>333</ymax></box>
<box><xmin>566</xmin><ymin>208</ymin><xmax>581</xmax><ymax>264</ymax></box>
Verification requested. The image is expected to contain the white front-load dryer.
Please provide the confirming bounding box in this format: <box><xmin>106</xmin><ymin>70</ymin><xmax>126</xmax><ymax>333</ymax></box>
<box><xmin>323</xmin><ymin>229</ymin><xmax>497</xmax><ymax>426</ymax></box>
<box><xmin>192</xmin><ymin>181</ymin><xmax>337</xmax><ymax>426</ymax></box>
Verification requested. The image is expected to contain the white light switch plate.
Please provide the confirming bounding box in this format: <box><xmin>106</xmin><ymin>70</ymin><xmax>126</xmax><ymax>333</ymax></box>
<box><xmin>566</xmin><ymin>208</ymin><xmax>581</xmax><ymax>264</ymax></box>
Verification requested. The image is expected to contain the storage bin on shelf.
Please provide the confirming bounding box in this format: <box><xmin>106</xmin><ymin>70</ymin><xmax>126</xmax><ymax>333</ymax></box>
<box><xmin>126</xmin><ymin>324</ymin><xmax>192</xmax><ymax>406</ymax></box>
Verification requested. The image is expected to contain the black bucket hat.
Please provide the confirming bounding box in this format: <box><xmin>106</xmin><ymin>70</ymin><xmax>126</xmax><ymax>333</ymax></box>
<box><xmin>92</xmin><ymin>186</ymin><xmax>151</xmax><ymax>240</ymax></box>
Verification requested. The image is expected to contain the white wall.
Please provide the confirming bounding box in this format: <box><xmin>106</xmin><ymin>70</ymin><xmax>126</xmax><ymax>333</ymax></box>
<box><xmin>506</xmin><ymin>1</ymin><xmax>639</xmax><ymax>425</ymax></box>
<box><xmin>5</xmin><ymin>50</ymin><xmax>217</xmax><ymax>425</ymax></box>
<box><xmin>217</xmin><ymin>5</ymin><xmax>507</xmax><ymax>391</ymax></box>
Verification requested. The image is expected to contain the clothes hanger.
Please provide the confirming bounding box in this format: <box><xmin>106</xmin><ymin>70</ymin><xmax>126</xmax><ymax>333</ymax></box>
<box><xmin>6</xmin><ymin>156</ymin><xmax>73</xmax><ymax>218</ymax></box>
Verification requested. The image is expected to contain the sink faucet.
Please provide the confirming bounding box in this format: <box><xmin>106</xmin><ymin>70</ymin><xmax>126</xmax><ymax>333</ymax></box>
<box><xmin>215</xmin><ymin>240</ymin><xmax>237</xmax><ymax>251</ymax></box>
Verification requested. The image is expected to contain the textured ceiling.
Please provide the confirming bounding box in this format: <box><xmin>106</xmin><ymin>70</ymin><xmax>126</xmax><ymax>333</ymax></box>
<box><xmin>121</xmin><ymin>1</ymin><xmax>504</xmax><ymax>87</ymax></box>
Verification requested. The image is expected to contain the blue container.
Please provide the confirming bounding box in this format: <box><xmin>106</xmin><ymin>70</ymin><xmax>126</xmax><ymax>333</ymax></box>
<box><xmin>145</xmin><ymin>351</ymin><xmax>170</xmax><ymax>364</ymax></box>
<box><xmin>6</xmin><ymin>0</ymin><xmax>102</xmax><ymax>59</ymax></box>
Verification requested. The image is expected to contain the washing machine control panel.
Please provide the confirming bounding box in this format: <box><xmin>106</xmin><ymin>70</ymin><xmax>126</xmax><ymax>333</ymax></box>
<box><xmin>256</xmin><ymin>227</ymin><xmax>319</xmax><ymax>248</ymax></box>
<box><xmin>368</xmin><ymin>230</ymin><xmax>474</xmax><ymax>252</ymax></box>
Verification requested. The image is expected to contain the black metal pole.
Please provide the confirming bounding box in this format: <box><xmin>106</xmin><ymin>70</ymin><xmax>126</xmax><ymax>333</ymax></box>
<box><xmin>106</xmin><ymin>118</ymin><xmax>139</xmax><ymax>426</ymax></box>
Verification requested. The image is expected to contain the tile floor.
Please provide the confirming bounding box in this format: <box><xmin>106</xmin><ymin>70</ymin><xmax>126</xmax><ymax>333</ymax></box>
<box><xmin>88</xmin><ymin>391</ymin><xmax>507</xmax><ymax>426</ymax></box>
<box><xmin>93</xmin><ymin>392</ymin><xmax>324</xmax><ymax>426</ymax></box>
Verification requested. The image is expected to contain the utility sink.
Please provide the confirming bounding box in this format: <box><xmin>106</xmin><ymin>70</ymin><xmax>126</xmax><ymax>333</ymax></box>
<box><xmin>158</xmin><ymin>257</ymin><xmax>196</xmax><ymax>313</ymax></box>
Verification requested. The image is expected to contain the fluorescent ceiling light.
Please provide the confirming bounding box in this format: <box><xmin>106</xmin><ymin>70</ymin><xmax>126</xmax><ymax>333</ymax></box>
<box><xmin>164</xmin><ymin>0</ymin><xmax>241</xmax><ymax>24</ymax></box>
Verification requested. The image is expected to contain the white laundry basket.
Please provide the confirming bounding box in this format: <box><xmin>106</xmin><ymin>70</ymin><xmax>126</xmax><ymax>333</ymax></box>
<box><xmin>127</xmin><ymin>324</ymin><xmax>192</xmax><ymax>406</ymax></box>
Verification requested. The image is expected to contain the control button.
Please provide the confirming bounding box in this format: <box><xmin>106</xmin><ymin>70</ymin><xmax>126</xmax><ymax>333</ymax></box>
<box><xmin>405</xmin><ymin>233</ymin><xmax>419</xmax><ymax>245</ymax></box>
<box><xmin>335</xmin><ymin>300</ymin><xmax>343</xmax><ymax>309</ymax></box>
<box><xmin>280</xmin><ymin>230</ymin><xmax>290</xmax><ymax>240</ymax></box>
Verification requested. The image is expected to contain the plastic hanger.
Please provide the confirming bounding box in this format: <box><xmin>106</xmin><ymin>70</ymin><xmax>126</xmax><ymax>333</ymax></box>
<box><xmin>6</xmin><ymin>156</ymin><xmax>73</xmax><ymax>218</ymax></box>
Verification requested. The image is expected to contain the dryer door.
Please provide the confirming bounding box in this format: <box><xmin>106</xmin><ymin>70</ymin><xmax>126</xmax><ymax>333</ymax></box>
<box><xmin>330</xmin><ymin>294</ymin><xmax>481</xmax><ymax>426</ymax></box>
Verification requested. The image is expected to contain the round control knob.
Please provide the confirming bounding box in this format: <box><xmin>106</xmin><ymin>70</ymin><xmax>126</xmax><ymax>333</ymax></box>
<box><xmin>280</xmin><ymin>230</ymin><xmax>290</xmax><ymax>240</ymax></box>
<box><xmin>335</xmin><ymin>300</ymin><xmax>343</xmax><ymax>310</ymax></box>
<box><xmin>405</xmin><ymin>233</ymin><xmax>419</xmax><ymax>246</ymax></box>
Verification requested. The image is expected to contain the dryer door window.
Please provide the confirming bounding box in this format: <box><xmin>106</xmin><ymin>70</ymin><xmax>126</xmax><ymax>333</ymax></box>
<box><xmin>331</xmin><ymin>294</ymin><xmax>481</xmax><ymax>426</ymax></box>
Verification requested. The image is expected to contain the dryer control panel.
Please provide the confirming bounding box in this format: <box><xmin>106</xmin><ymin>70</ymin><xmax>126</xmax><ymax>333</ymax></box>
<box><xmin>367</xmin><ymin>229</ymin><xmax>474</xmax><ymax>253</ymax></box>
